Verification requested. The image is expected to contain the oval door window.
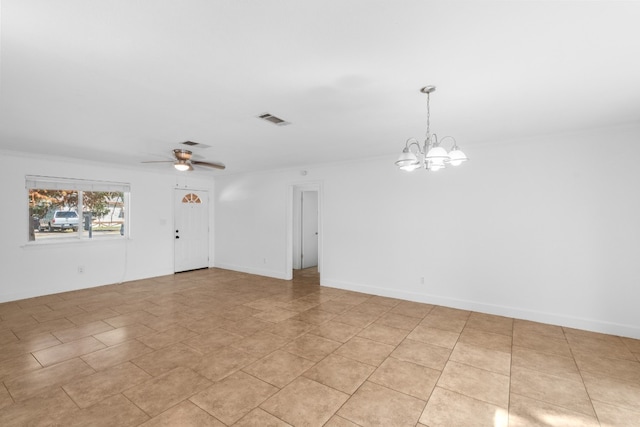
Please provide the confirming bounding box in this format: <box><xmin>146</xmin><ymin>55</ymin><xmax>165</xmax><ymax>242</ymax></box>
<box><xmin>181</xmin><ymin>193</ymin><xmax>201</xmax><ymax>204</ymax></box>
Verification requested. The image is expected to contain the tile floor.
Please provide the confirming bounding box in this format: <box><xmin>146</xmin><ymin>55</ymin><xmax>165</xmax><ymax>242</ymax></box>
<box><xmin>1</xmin><ymin>268</ymin><xmax>639</xmax><ymax>426</ymax></box>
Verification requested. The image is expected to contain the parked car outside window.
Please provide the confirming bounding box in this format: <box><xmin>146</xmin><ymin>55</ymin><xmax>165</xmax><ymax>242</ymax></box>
<box><xmin>38</xmin><ymin>210</ymin><xmax>79</xmax><ymax>232</ymax></box>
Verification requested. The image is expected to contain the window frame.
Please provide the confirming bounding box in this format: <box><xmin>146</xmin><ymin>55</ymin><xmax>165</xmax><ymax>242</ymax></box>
<box><xmin>26</xmin><ymin>175</ymin><xmax>131</xmax><ymax>244</ymax></box>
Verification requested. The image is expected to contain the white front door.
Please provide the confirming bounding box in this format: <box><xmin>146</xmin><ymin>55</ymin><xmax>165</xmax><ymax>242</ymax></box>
<box><xmin>174</xmin><ymin>189</ymin><xmax>209</xmax><ymax>273</ymax></box>
<box><xmin>301</xmin><ymin>190</ymin><xmax>318</xmax><ymax>269</ymax></box>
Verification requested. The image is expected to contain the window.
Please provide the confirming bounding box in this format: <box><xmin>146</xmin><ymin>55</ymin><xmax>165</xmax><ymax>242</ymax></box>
<box><xmin>27</xmin><ymin>176</ymin><xmax>130</xmax><ymax>242</ymax></box>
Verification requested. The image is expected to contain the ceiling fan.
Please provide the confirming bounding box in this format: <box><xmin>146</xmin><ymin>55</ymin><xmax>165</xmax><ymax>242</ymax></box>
<box><xmin>142</xmin><ymin>148</ymin><xmax>226</xmax><ymax>171</ymax></box>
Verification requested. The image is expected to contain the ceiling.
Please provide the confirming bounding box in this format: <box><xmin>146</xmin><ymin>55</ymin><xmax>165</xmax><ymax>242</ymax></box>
<box><xmin>2</xmin><ymin>1</ymin><xmax>639</xmax><ymax>175</ymax></box>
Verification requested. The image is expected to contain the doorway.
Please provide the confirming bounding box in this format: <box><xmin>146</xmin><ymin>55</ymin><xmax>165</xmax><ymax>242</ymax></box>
<box><xmin>291</xmin><ymin>183</ymin><xmax>321</xmax><ymax>275</ymax></box>
<box><xmin>174</xmin><ymin>189</ymin><xmax>209</xmax><ymax>273</ymax></box>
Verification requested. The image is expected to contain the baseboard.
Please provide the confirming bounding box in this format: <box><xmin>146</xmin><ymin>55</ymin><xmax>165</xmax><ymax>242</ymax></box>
<box><xmin>321</xmin><ymin>277</ymin><xmax>640</xmax><ymax>340</ymax></box>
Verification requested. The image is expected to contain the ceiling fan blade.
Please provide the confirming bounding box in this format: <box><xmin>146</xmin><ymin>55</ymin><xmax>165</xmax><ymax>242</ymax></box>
<box><xmin>192</xmin><ymin>160</ymin><xmax>226</xmax><ymax>170</ymax></box>
<box><xmin>141</xmin><ymin>160</ymin><xmax>174</xmax><ymax>163</ymax></box>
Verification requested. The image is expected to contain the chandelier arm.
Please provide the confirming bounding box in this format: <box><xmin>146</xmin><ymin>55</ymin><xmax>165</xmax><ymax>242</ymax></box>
<box><xmin>437</xmin><ymin>136</ymin><xmax>460</xmax><ymax>150</ymax></box>
<box><xmin>404</xmin><ymin>138</ymin><xmax>424</xmax><ymax>154</ymax></box>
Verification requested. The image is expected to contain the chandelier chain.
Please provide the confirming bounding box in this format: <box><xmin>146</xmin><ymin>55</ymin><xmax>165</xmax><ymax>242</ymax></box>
<box><xmin>425</xmin><ymin>92</ymin><xmax>431</xmax><ymax>142</ymax></box>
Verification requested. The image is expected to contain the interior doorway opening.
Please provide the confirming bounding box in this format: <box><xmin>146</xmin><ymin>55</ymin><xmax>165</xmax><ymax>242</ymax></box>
<box><xmin>290</xmin><ymin>183</ymin><xmax>321</xmax><ymax>279</ymax></box>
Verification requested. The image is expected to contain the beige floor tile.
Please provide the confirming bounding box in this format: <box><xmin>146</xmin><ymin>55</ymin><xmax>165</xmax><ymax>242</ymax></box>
<box><xmin>389</xmin><ymin>301</ymin><xmax>433</xmax><ymax>319</ymax></box>
<box><xmin>104</xmin><ymin>311</ymin><xmax>160</xmax><ymax>329</ymax></box>
<box><xmin>82</xmin><ymin>339</ymin><xmax>154</xmax><ymax>371</ymax></box>
<box><xmin>252</xmin><ymin>307</ymin><xmax>299</xmax><ymax>323</ymax></box>
<box><xmin>94</xmin><ymin>323</ymin><xmax>155</xmax><ymax>346</ymax></box>
<box><xmin>243</xmin><ymin>350</ymin><xmax>316</xmax><ymax>388</ymax></box>
<box><xmin>465</xmin><ymin>312</ymin><xmax>513</xmax><ymax>336</ymax></box>
<box><xmin>332</xmin><ymin>311</ymin><xmax>379</xmax><ymax>329</ymax></box>
<box><xmin>124</xmin><ymin>366</ymin><xmax>211</xmax><ymax>416</ymax></box>
<box><xmin>0</xmin><ymin>384</ymin><xmax>12</xmax><ymax>410</ymax></box>
<box><xmin>512</xmin><ymin>345</ymin><xmax>581</xmax><ymax>382</ymax></box>
<box><xmin>323</xmin><ymin>415</ymin><xmax>360</xmax><ymax>427</ymax></box>
<box><xmin>0</xmin><ymin>329</ymin><xmax>19</xmax><ymax>346</ymax></box>
<box><xmin>261</xmin><ymin>377</ymin><xmax>349</xmax><ymax>427</ymax></box>
<box><xmin>513</xmin><ymin>319</ymin><xmax>566</xmax><ymax>340</ymax></box>
<box><xmin>303</xmin><ymin>353</ymin><xmax>375</xmax><ymax>394</ymax></box>
<box><xmin>267</xmin><ymin>318</ymin><xmax>315</xmax><ymax>339</ymax></box>
<box><xmin>407</xmin><ymin>325</ymin><xmax>460</xmax><ymax>349</ymax></box>
<box><xmin>450</xmin><ymin>342</ymin><xmax>511</xmax><ymax>375</ymax></box>
<box><xmin>31</xmin><ymin>305</ymin><xmax>86</xmax><ymax>323</ymax></box>
<box><xmin>420</xmin><ymin>313</ymin><xmax>467</xmax><ymax>333</ymax></box>
<box><xmin>12</xmin><ymin>318</ymin><xmax>76</xmax><ymax>340</ymax></box>
<box><xmin>621</xmin><ymin>337</ymin><xmax>640</xmax><ymax>353</ymax></box>
<box><xmin>513</xmin><ymin>330</ymin><xmax>572</xmax><ymax>357</ymax></box>
<box><xmin>195</xmin><ymin>345</ymin><xmax>259</xmax><ymax>381</ymax></box>
<box><xmin>282</xmin><ymin>333</ymin><xmax>341</xmax><ymax>361</ymax></box>
<box><xmin>0</xmin><ymin>332</ymin><xmax>61</xmax><ymax>362</ymax></box>
<box><xmin>511</xmin><ymin>365</ymin><xmax>595</xmax><ymax>416</ymax></box>
<box><xmin>137</xmin><ymin>325</ymin><xmax>198</xmax><ymax>350</ymax></box>
<box><xmin>133</xmin><ymin>342</ymin><xmax>204</xmax><ymax>376</ymax></box>
<box><xmin>573</xmin><ymin>351</ymin><xmax>640</xmax><ymax>382</ymax></box>
<box><xmin>369</xmin><ymin>357</ymin><xmax>439</xmax><ymax>400</ymax></box>
<box><xmin>0</xmin><ymin>353</ymin><xmax>42</xmax><ymax>382</ymax></box>
<box><xmin>581</xmin><ymin>371</ymin><xmax>640</xmax><ymax>412</ymax></box>
<box><xmin>52</xmin><ymin>320</ymin><xmax>114</xmax><ymax>343</ymax></box>
<box><xmin>190</xmin><ymin>371</ymin><xmax>278</xmax><ymax>424</ymax></box>
<box><xmin>180</xmin><ymin>315</ymin><xmax>232</xmax><ymax>334</ymax></box>
<box><xmin>565</xmin><ymin>330</ymin><xmax>636</xmax><ymax>361</ymax></box>
<box><xmin>592</xmin><ymin>399</ymin><xmax>640</xmax><ymax>427</ymax></box>
<box><xmin>290</xmin><ymin>307</ymin><xmax>338</xmax><ymax>325</ymax></box>
<box><xmin>231</xmin><ymin>331</ymin><xmax>290</xmax><ymax>357</ymax></box>
<box><xmin>307</xmin><ymin>321</ymin><xmax>361</xmax><ymax>343</ymax></box>
<box><xmin>63</xmin><ymin>361</ymin><xmax>152</xmax><ymax>408</ymax></box>
<box><xmin>220</xmin><ymin>305</ymin><xmax>261</xmax><ymax>321</ymax></box>
<box><xmin>437</xmin><ymin>360</ymin><xmax>509</xmax><ymax>408</ymax></box>
<box><xmin>338</xmin><ymin>381</ymin><xmax>425</xmax><ymax>427</ymax></box>
<box><xmin>234</xmin><ymin>408</ymin><xmax>292</xmax><ymax>426</ymax></box>
<box><xmin>458</xmin><ymin>328</ymin><xmax>512</xmax><ymax>353</ymax></box>
<box><xmin>419</xmin><ymin>386</ymin><xmax>508</xmax><ymax>427</ymax></box>
<box><xmin>5</xmin><ymin>357</ymin><xmax>95</xmax><ymax>401</ymax></box>
<box><xmin>390</xmin><ymin>338</ymin><xmax>451</xmax><ymax>371</ymax></box>
<box><xmin>357</xmin><ymin>323</ymin><xmax>409</xmax><ymax>346</ymax></box>
<box><xmin>315</xmin><ymin>300</ymin><xmax>353</xmax><ymax>314</ymax></box>
<box><xmin>335</xmin><ymin>336</ymin><xmax>395</xmax><ymax>366</ymax></box>
<box><xmin>182</xmin><ymin>328</ymin><xmax>244</xmax><ymax>354</ymax></box>
<box><xmin>368</xmin><ymin>295</ymin><xmax>402</xmax><ymax>308</ymax></box>
<box><xmin>32</xmin><ymin>335</ymin><xmax>106</xmax><ymax>366</ymax></box>
<box><xmin>508</xmin><ymin>393</ymin><xmax>599</xmax><ymax>427</ymax></box>
<box><xmin>430</xmin><ymin>306</ymin><xmax>470</xmax><ymax>320</ymax></box>
<box><xmin>0</xmin><ymin>388</ymin><xmax>79</xmax><ymax>426</ymax></box>
<box><xmin>374</xmin><ymin>312</ymin><xmax>421</xmax><ymax>331</ymax></box>
<box><xmin>67</xmin><ymin>307</ymin><xmax>120</xmax><ymax>326</ymax></box>
<box><xmin>221</xmin><ymin>317</ymin><xmax>274</xmax><ymax>336</ymax></box>
<box><xmin>65</xmin><ymin>393</ymin><xmax>150</xmax><ymax>427</ymax></box>
<box><xmin>350</xmin><ymin>302</ymin><xmax>391</xmax><ymax>316</ymax></box>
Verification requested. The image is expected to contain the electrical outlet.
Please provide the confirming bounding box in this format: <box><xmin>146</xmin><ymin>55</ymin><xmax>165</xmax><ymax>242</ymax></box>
<box><xmin>263</xmin><ymin>258</ymin><xmax>267</xmax><ymax>264</ymax></box>
<box><xmin>420</xmin><ymin>276</ymin><xmax>425</xmax><ymax>285</ymax></box>
<box><xmin>78</xmin><ymin>266</ymin><xmax>84</xmax><ymax>274</ymax></box>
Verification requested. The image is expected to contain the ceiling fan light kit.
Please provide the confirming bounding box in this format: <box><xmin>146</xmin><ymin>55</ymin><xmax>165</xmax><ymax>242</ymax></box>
<box><xmin>395</xmin><ymin>85</ymin><xmax>468</xmax><ymax>172</ymax></box>
<box><xmin>142</xmin><ymin>146</ymin><xmax>226</xmax><ymax>172</ymax></box>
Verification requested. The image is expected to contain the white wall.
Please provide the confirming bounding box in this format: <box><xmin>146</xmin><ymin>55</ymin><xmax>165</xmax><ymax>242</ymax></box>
<box><xmin>0</xmin><ymin>151</ymin><xmax>215</xmax><ymax>302</ymax></box>
<box><xmin>213</xmin><ymin>124</ymin><xmax>640</xmax><ymax>339</ymax></box>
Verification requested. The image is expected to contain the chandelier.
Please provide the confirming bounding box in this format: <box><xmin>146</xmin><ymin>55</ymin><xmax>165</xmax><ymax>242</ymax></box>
<box><xmin>395</xmin><ymin>86</ymin><xmax>468</xmax><ymax>172</ymax></box>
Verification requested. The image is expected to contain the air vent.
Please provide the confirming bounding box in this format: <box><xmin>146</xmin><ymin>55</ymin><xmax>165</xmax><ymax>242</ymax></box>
<box><xmin>180</xmin><ymin>141</ymin><xmax>211</xmax><ymax>149</ymax></box>
<box><xmin>258</xmin><ymin>113</ymin><xmax>290</xmax><ymax>126</ymax></box>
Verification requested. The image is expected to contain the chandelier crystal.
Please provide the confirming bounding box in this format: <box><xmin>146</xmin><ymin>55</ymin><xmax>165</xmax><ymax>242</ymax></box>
<box><xmin>395</xmin><ymin>86</ymin><xmax>468</xmax><ymax>172</ymax></box>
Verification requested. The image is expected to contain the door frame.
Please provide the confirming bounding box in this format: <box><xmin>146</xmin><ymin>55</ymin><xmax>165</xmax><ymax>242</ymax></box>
<box><xmin>286</xmin><ymin>181</ymin><xmax>323</xmax><ymax>280</ymax></box>
<box><xmin>173</xmin><ymin>188</ymin><xmax>210</xmax><ymax>273</ymax></box>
